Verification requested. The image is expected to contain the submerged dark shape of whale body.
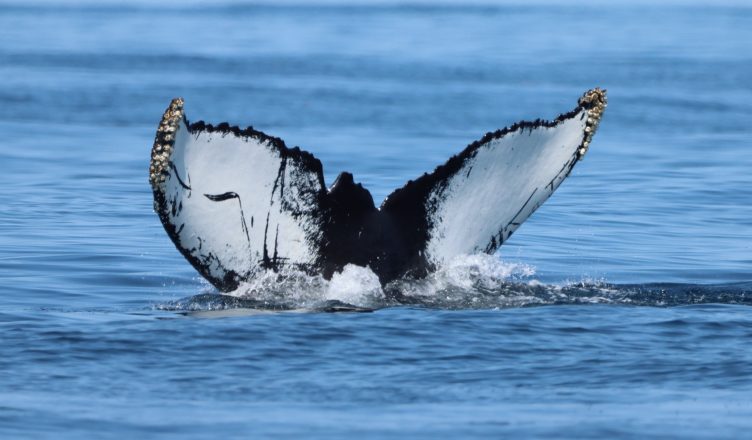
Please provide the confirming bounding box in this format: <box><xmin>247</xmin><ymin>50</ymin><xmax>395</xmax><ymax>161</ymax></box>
<box><xmin>149</xmin><ymin>89</ymin><xmax>607</xmax><ymax>292</ymax></box>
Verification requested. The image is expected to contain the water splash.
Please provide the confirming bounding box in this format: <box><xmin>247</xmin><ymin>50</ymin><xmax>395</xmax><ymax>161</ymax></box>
<box><xmin>157</xmin><ymin>255</ymin><xmax>752</xmax><ymax>313</ymax></box>
<box><xmin>384</xmin><ymin>254</ymin><xmax>537</xmax><ymax>308</ymax></box>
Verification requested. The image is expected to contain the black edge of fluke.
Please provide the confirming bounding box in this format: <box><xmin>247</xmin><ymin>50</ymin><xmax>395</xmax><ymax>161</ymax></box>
<box><xmin>185</xmin><ymin>119</ymin><xmax>327</xmax><ymax>189</ymax></box>
<box><xmin>382</xmin><ymin>87</ymin><xmax>608</xmax><ymax>212</ymax></box>
<box><xmin>150</xmin><ymin>88</ymin><xmax>608</xmax><ymax>292</ymax></box>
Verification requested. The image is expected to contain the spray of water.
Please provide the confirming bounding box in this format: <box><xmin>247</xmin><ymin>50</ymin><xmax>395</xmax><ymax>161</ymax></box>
<box><xmin>158</xmin><ymin>254</ymin><xmax>752</xmax><ymax>312</ymax></box>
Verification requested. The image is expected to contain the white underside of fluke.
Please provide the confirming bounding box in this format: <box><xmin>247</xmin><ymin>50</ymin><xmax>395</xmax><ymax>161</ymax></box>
<box><xmin>424</xmin><ymin>111</ymin><xmax>587</xmax><ymax>266</ymax></box>
<box><xmin>161</xmin><ymin>119</ymin><xmax>325</xmax><ymax>282</ymax></box>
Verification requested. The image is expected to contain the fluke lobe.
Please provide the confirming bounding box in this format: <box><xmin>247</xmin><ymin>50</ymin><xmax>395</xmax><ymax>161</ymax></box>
<box><xmin>150</xmin><ymin>89</ymin><xmax>607</xmax><ymax>291</ymax></box>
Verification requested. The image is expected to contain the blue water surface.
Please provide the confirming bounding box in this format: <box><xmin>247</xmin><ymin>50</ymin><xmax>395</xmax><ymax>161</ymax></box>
<box><xmin>1</xmin><ymin>1</ymin><xmax>751</xmax><ymax>438</ymax></box>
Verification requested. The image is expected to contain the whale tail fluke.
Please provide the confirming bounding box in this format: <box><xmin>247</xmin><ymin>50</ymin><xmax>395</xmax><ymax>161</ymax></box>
<box><xmin>381</xmin><ymin>88</ymin><xmax>607</xmax><ymax>273</ymax></box>
<box><xmin>151</xmin><ymin>89</ymin><xmax>606</xmax><ymax>291</ymax></box>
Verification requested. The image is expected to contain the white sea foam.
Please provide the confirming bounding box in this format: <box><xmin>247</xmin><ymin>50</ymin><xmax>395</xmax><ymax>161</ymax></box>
<box><xmin>162</xmin><ymin>258</ymin><xmax>752</xmax><ymax>312</ymax></box>
<box><xmin>218</xmin><ymin>254</ymin><xmax>535</xmax><ymax>309</ymax></box>
<box><xmin>414</xmin><ymin>254</ymin><xmax>536</xmax><ymax>294</ymax></box>
<box><xmin>224</xmin><ymin>264</ymin><xmax>386</xmax><ymax>308</ymax></box>
<box><xmin>166</xmin><ymin>252</ymin><xmax>749</xmax><ymax>313</ymax></box>
<box><xmin>326</xmin><ymin>264</ymin><xmax>385</xmax><ymax>306</ymax></box>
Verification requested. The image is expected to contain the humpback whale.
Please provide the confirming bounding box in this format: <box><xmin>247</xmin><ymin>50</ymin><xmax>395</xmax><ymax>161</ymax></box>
<box><xmin>150</xmin><ymin>88</ymin><xmax>607</xmax><ymax>292</ymax></box>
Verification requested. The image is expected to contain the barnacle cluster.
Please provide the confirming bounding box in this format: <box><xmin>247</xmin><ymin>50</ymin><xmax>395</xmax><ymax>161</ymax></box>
<box><xmin>577</xmin><ymin>88</ymin><xmax>607</xmax><ymax>158</ymax></box>
<box><xmin>149</xmin><ymin>97</ymin><xmax>184</xmax><ymax>189</ymax></box>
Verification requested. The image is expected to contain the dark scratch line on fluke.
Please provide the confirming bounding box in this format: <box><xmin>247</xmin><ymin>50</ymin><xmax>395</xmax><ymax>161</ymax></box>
<box><xmin>204</xmin><ymin>192</ymin><xmax>252</xmax><ymax>254</ymax></box>
<box><xmin>272</xmin><ymin>157</ymin><xmax>287</xmax><ymax>203</ymax></box>
<box><xmin>169</xmin><ymin>163</ymin><xmax>192</xmax><ymax>191</ymax></box>
<box><xmin>509</xmin><ymin>189</ymin><xmax>538</xmax><ymax>227</ymax></box>
<box><xmin>273</xmin><ymin>224</ymin><xmax>280</xmax><ymax>267</ymax></box>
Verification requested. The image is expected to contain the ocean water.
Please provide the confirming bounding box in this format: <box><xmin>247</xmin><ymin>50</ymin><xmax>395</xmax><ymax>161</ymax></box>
<box><xmin>1</xmin><ymin>1</ymin><xmax>751</xmax><ymax>438</ymax></box>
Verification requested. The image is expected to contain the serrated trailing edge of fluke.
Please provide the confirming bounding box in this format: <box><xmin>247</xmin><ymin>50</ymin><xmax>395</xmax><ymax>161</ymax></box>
<box><xmin>149</xmin><ymin>97</ymin><xmax>184</xmax><ymax>191</ymax></box>
<box><xmin>577</xmin><ymin>87</ymin><xmax>607</xmax><ymax>159</ymax></box>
